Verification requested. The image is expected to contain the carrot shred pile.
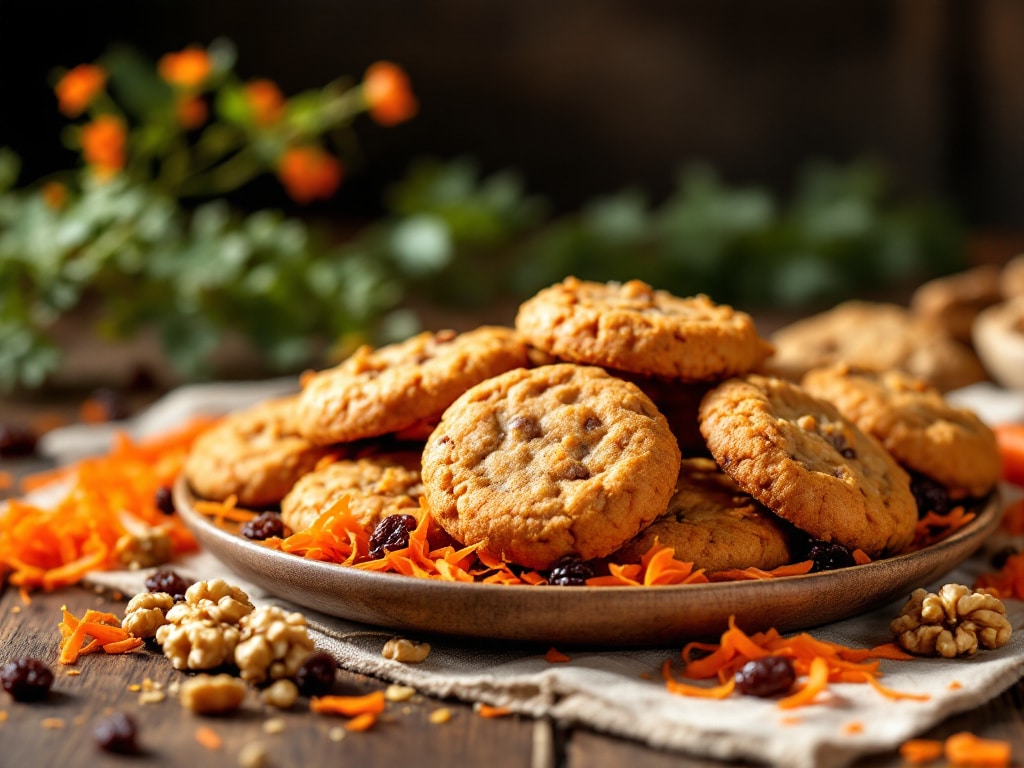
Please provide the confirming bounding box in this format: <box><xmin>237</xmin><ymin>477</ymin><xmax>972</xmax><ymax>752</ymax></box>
<box><xmin>58</xmin><ymin>605</ymin><xmax>144</xmax><ymax>664</ymax></box>
<box><xmin>310</xmin><ymin>691</ymin><xmax>386</xmax><ymax>731</ymax></box>
<box><xmin>975</xmin><ymin>550</ymin><xmax>1024</xmax><ymax>600</ymax></box>
<box><xmin>661</xmin><ymin>616</ymin><xmax>923</xmax><ymax>707</ymax></box>
<box><xmin>0</xmin><ymin>418</ymin><xmax>214</xmax><ymax>591</ymax></box>
<box><xmin>911</xmin><ymin>505</ymin><xmax>976</xmax><ymax>549</ymax></box>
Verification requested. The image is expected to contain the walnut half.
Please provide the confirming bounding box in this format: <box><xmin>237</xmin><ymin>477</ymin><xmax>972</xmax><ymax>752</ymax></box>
<box><xmin>890</xmin><ymin>584</ymin><xmax>1012</xmax><ymax>658</ymax></box>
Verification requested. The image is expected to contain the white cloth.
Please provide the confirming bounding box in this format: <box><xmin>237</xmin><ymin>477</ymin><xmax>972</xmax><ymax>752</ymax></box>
<box><xmin>34</xmin><ymin>380</ymin><xmax>1024</xmax><ymax>768</ymax></box>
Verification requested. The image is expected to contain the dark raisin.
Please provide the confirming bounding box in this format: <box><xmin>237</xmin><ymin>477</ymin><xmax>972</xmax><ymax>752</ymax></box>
<box><xmin>241</xmin><ymin>511</ymin><xmax>287</xmax><ymax>541</ymax></box>
<box><xmin>734</xmin><ymin>656</ymin><xmax>796</xmax><ymax>697</ymax></box>
<box><xmin>804</xmin><ymin>540</ymin><xmax>856</xmax><ymax>572</ymax></box>
<box><xmin>825</xmin><ymin>432</ymin><xmax>855</xmax><ymax>459</ymax></box>
<box><xmin>93</xmin><ymin>711</ymin><xmax>138</xmax><ymax>754</ymax></box>
<box><xmin>154</xmin><ymin>486</ymin><xmax>175</xmax><ymax>515</ymax></box>
<box><xmin>508</xmin><ymin>416</ymin><xmax>540</xmax><ymax>439</ymax></box>
<box><xmin>0</xmin><ymin>657</ymin><xmax>54</xmax><ymax>702</ymax></box>
<box><xmin>294</xmin><ymin>652</ymin><xmax>338</xmax><ymax>696</ymax></box>
<box><xmin>583</xmin><ymin>416</ymin><xmax>602</xmax><ymax>431</ymax></box>
<box><xmin>910</xmin><ymin>472</ymin><xmax>952</xmax><ymax>517</ymax></box>
<box><xmin>145</xmin><ymin>569</ymin><xmax>192</xmax><ymax>602</ymax></box>
<box><xmin>991</xmin><ymin>546</ymin><xmax>1019</xmax><ymax>571</ymax></box>
<box><xmin>0</xmin><ymin>423</ymin><xmax>38</xmax><ymax>458</ymax></box>
<box><xmin>559</xmin><ymin>462</ymin><xmax>590</xmax><ymax>481</ymax></box>
<box><xmin>368</xmin><ymin>514</ymin><xmax>417</xmax><ymax>559</ymax></box>
<box><xmin>548</xmin><ymin>556</ymin><xmax>594</xmax><ymax>586</ymax></box>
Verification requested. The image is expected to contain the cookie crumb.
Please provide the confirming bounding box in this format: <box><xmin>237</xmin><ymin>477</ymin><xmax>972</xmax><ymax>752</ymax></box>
<box><xmin>384</xmin><ymin>684</ymin><xmax>416</xmax><ymax>702</ymax></box>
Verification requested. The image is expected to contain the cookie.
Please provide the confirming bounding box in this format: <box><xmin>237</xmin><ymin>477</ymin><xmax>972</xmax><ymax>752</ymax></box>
<box><xmin>514</xmin><ymin>277</ymin><xmax>773</xmax><ymax>380</ymax></box>
<box><xmin>801</xmin><ymin>363</ymin><xmax>1001</xmax><ymax>497</ymax></box>
<box><xmin>766</xmin><ymin>301</ymin><xmax>987</xmax><ymax>393</ymax></box>
<box><xmin>699</xmin><ymin>375</ymin><xmax>917</xmax><ymax>557</ymax></box>
<box><xmin>422</xmin><ymin>363</ymin><xmax>681</xmax><ymax>570</ymax></box>
<box><xmin>612</xmin><ymin>458</ymin><xmax>795</xmax><ymax>572</ymax></box>
<box><xmin>183</xmin><ymin>395</ymin><xmax>333</xmax><ymax>507</ymax></box>
<box><xmin>297</xmin><ymin>326</ymin><xmax>530</xmax><ymax>445</ymax></box>
<box><xmin>279</xmin><ymin>452</ymin><xmax>424</xmax><ymax>533</ymax></box>
<box><xmin>910</xmin><ymin>264</ymin><xmax>1003</xmax><ymax>344</ymax></box>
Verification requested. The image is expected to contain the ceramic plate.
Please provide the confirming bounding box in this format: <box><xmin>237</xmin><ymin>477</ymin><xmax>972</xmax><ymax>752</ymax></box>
<box><xmin>174</xmin><ymin>476</ymin><xmax>1002</xmax><ymax>647</ymax></box>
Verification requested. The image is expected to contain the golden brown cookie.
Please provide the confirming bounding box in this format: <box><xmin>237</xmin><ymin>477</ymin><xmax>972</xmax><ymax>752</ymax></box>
<box><xmin>279</xmin><ymin>453</ymin><xmax>424</xmax><ymax>533</ymax></box>
<box><xmin>422</xmin><ymin>363</ymin><xmax>682</xmax><ymax>570</ymax></box>
<box><xmin>514</xmin><ymin>277</ymin><xmax>773</xmax><ymax>380</ymax></box>
<box><xmin>801</xmin><ymin>364</ymin><xmax>1001</xmax><ymax>497</ymax></box>
<box><xmin>296</xmin><ymin>326</ymin><xmax>530</xmax><ymax>445</ymax></box>
<box><xmin>766</xmin><ymin>301</ymin><xmax>987</xmax><ymax>393</ymax></box>
<box><xmin>699</xmin><ymin>375</ymin><xmax>917</xmax><ymax>557</ymax></box>
<box><xmin>183</xmin><ymin>395</ymin><xmax>333</xmax><ymax>507</ymax></box>
<box><xmin>612</xmin><ymin>458</ymin><xmax>795</xmax><ymax>572</ymax></box>
<box><xmin>910</xmin><ymin>264</ymin><xmax>1003</xmax><ymax>344</ymax></box>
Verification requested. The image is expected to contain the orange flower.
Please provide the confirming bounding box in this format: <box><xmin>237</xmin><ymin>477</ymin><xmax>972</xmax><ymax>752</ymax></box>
<box><xmin>55</xmin><ymin>64</ymin><xmax>106</xmax><ymax>117</ymax></box>
<box><xmin>243</xmin><ymin>79</ymin><xmax>285</xmax><ymax>126</ymax></box>
<box><xmin>81</xmin><ymin>115</ymin><xmax>126</xmax><ymax>179</ymax></box>
<box><xmin>277</xmin><ymin>145</ymin><xmax>342</xmax><ymax>203</ymax></box>
<box><xmin>175</xmin><ymin>95</ymin><xmax>208</xmax><ymax>129</ymax></box>
<box><xmin>158</xmin><ymin>47</ymin><xmax>211</xmax><ymax>88</ymax></box>
<box><xmin>41</xmin><ymin>182</ymin><xmax>68</xmax><ymax>210</ymax></box>
<box><xmin>363</xmin><ymin>61</ymin><xmax>417</xmax><ymax>126</ymax></box>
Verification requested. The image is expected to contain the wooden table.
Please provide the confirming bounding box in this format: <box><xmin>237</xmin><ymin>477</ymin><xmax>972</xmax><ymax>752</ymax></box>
<box><xmin>3</xmin><ymin>461</ymin><xmax>1024</xmax><ymax>767</ymax></box>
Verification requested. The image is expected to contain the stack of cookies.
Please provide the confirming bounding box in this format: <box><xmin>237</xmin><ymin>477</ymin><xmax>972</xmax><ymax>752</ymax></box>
<box><xmin>183</xmin><ymin>276</ymin><xmax>1002</xmax><ymax>578</ymax></box>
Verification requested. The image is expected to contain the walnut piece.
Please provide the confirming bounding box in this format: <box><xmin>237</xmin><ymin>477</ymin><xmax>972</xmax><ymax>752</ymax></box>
<box><xmin>381</xmin><ymin>637</ymin><xmax>431</xmax><ymax>663</ymax></box>
<box><xmin>179</xmin><ymin>673</ymin><xmax>247</xmax><ymax>714</ymax></box>
<box><xmin>180</xmin><ymin>578</ymin><xmax>254</xmax><ymax>624</ymax></box>
<box><xmin>260</xmin><ymin>679</ymin><xmax>299</xmax><ymax>709</ymax></box>
<box><xmin>891</xmin><ymin>583</ymin><xmax>1012</xmax><ymax>658</ymax></box>
<box><xmin>154</xmin><ymin>579</ymin><xmax>253</xmax><ymax>670</ymax></box>
<box><xmin>122</xmin><ymin>591</ymin><xmax>174</xmax><ymax>638</ymax></box>
<box><xmin>114</xmin><ymin>526</ymin><xmax>174</xmax><ymax>569</ymax></box>
<box><xmin>234</xmin><ymin>606</ymin><xmax>314</xmax><ymax>684</ymax></box>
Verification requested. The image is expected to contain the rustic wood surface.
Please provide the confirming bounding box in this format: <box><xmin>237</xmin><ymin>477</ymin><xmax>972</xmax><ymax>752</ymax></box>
<box><xmin>3</xmin><ymin>442</ymin><xmax>1024</xmax><ymax>766</ymax></box>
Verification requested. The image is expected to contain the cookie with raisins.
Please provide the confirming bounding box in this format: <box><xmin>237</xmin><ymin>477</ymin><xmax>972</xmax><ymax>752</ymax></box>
<box><xmin>699</xmin><ymin>375</ymin><xmax>917</xmax><ymax>558</ymax></box>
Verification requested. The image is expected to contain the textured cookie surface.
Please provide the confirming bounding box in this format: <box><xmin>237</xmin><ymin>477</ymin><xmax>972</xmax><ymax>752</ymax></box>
<box><xmin>422</xmin><ymin>364</ymin><xmax>682</xmax><ymax>570</ymax></box>
<box><xmin>514</xmin><ymin>277</ymin><xmax>773</xmax><ymax>380</ymax></box>
<box><xmin>297</xmin><ymin>326</ymin><xmax>530</xmax><ymax>445</ymax></box>
<box><xmin>280</xmin><ymin>453</ymin><xmax>424</xmax><ymax>532</ymax></box>
<box><xmin>183</xmin><ymin>395</ymin><xmax>332</xmax><ymax>507</ymax></box>
<box><xmin>613</xmin><ymin>458</ymin><xmax>795</xmax><ymax>572</ymax></box>
<box><xmin>767</xmin><ymin>301</ymin><xmax>986</xmax><ymax>393</ymax></box>
<box><xmin>801</xmin><ymin>364</ymin><xmax>1001</xmax><ymax>497</ymax></box>
<box><xmin>699</xmin><ymin>375</ymin><xmax>917</xmax><ymax>557</ymax></box>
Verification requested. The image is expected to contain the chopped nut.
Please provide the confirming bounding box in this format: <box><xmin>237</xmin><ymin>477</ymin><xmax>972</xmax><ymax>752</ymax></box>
<box><xmin>138</xmin><ymin>690</ymin><xmax>166</xmax><ymax>705</ymax></box>
<box><xmin>262</xmin><ymin>717</ymin><xmax>286</xmax><ymax>735</ymax></box>
<box><xmin>180</xmin><ymin>674</ymin><xmax>248</xmax><ymax>715</ymax></box>
<box><xmin>327</xmin><ymin>726</ymin><xmax>346</xmax><ymax>742</ymax></box>
<box><xmin>179</xmin><ymin>579</ymin><xmax>254</xmax><ymax>624</ymax></box>
<box><xmin>260</xmin><ymin>679</ymin><xmax>299</xmax><ymax>709</ymax></box>
<box><xmin>122</xmin><ymin>591</ymin><xmax>174</xmax><ymax>638</ymax></box>
<box><xmin>891</xmin><ymin>583</ymin><xmax>1013</xmax><ymax>658</ymax></box>
<box><xmin>237</xmin><ymin>741</ymin><xmax>269</xmax><ymax>768</ymax></box>
<box><xmin>114</xmin><ymin>526</ymin><xmax>174</xmax><ymax>569</ymax></box>
<box><xmin>384</xmin><ymin>684</ymin><xmax>416</xmax><ymax>702</ymax></box>
<box><xmin>235</xmin><ymin>606</ymin><xmax>314</xmax><ymax>684</ymax></box>
<box><xmin>429</xmin><ymin>708</ymin><xmax>451</xmax><ymax>724</ymax></box>
<box><xmin>154</xmin><ymin>579</ymin><xmax>253</xmax><ymax>671</ymax></box>
<box><xmin>381</xmin><ymin>637</ymin><xmax>431</xmax><ymax>663</ymax></box>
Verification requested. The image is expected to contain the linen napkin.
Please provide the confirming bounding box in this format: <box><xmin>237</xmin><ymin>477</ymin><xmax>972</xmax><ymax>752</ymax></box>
<box><xmin>33</xmin><ymin>379</ymin><xmax>1024</xmax><ymax>768</ymax></box>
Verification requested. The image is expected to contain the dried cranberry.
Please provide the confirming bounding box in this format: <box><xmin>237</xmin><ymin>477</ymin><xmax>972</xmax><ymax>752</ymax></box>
<box><xmin>93</xmin><ymin>711</ymin><xmax>138</xmax><ymax>754</ymax></box>
<box><xmin>0</xmin><ymin>657</ymin><xmax>54</xmax><ymax>702</ymax></box>
<box><xmin>241</xmin><ymin>511</ymin><xmax>287</xmax><ymax>541</ymax></box>
<box><xmin>294</xmin><ymin>652</ymin><xmax>337</xmax><ymax>696</ymax></box>
<box><xmin>734</xmin><ymin>656</ymin><xmax>796</xmax><ymax>697</ymax></box>
<box><xmin>0</xmin><ymin>423</ymin><xmax>38</xmax><ymax>458</ymax></box>
<box><xmin>145</xmin><ymin>569</ymin><xmax>192</xmax><ymax>602</ymax></box>
<box><xmin>910</xmin><ymin>472</ymin><xmax>952</xmax><ymax>517</ymax></box>
<box><xmin>547</xmin><ymin>556</ymin><xmax>594</xmax><ymax>586</ymax></box>
<box><xmin>368</xmin><ymin>514</ymin><xmax>417</xmax><ymax>559</ymax></box>
<box><xmin>804</xmin><ymin>540</ymin><xmax>856</xmax><ymax>572</ymax></box>
<box><xmin>154</xmin><ymin>486</ymin><xmax>175</xmax><ymax>515</ymax></box>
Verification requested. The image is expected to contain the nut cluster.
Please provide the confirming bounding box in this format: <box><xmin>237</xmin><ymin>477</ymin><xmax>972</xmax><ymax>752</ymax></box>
<box><xmin>121</xmin><ymin>591</ymin><xmax>175</xmax><ymax>639</ymax></box>
<box><xmin>891</xmin><ymin>583</ymin><xmax>1012</xmax><ymax>658</ymax></box>
<box><xmin>154</xmin><ymin>579</ymin><xmax>254</xmax><ymax>670</ymax></box>
<box><xmin>235</xmin><ymin>606</ymin><xmax>315</xmax><ymax>684</ymax></box>
<box><xmin>114</xmin><ymin>526</ymin><xmax>174</xmax><ymax>569</ymax></box>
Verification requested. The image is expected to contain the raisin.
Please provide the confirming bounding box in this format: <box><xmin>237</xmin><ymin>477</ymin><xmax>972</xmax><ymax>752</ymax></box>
<box><xmin>0</xmin><ymin>657</ymin><xmax>54</xmax><ymax>702</ymax></box>
<box><xmin>508</xmin><ymin>416</ymin><xmax>540</xmax><ymax>439</ymax></box>
<box><xmin>241</xmin><ymin>511</ymin><xmax>287</xmax><ymax>540</ymax></box>
<box><xmin>294</xmin><ymin>652</ymin><xmax>338</xmax><ymax>696</ymax></box>
<box><xmin>825</xmin><ymin>432</ymin><xmax>856</xmax><ymax>459</ymax></box>
<box><xmin>583</xmin><ymin>416</ymin><xmax>602</xmax><ymax>431</ymax></box>
<box><xmin>93</xmin><ymin>711</ymin><xmax>138</xmax><ymax>754</ymax></box>
<box><xmin>803</xmin><ymin>540</ymin><xmax>856</xmax><ymax>572</ymax></box>
<box><xmin>368</xmin><ymin>514</ymin><xmax>417</xmax><ymax>559</ymax></box>
<box><xmin>145</xmin><ymin>569</ymin><xmax>192</xmax><ymax>602</ymax></box>
<box><xmin>0</xmin><ymin>423</ymin><xmax>38</xmax><ymax>458</ymax></box>
<box><xmin>548</xmin><ymin>556</ymin><xmax>594</xmax><ymax>586</ymax></box>
<box><xmin>910</xmin><ymin>472</ymin><xmax>952</xmax><ymax>517</ymax></box>
<box><xmin>154</xmin><ymin>486</ymin><xmax>175</xmax><ymax>515</ymax></box>
<box><xmin>559</xmin><ymin>462</ymin><xmax>590</xmax><ymax>481</ymax></box>
<box><xmin>734</xmin><ymin>656</ymin><xmax>796</xmax><ymax>697</ymax></box>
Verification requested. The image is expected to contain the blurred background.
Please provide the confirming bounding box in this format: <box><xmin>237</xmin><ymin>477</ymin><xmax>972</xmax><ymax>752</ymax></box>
<box><xmin>0</xmin><ymin>0</ymin><xmax>1022</xmax><ymax>395</ymax></box>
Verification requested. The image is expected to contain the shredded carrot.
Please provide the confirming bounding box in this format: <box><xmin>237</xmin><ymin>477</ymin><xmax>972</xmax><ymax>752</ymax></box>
<box><xmin>476</xmin><ymin>704</ymin><xmax>512</xmax><ymax>718</ymax></box>
<box><xmin>944</xmin><ymin>731</ymin><xmax>1012</xmax><ymax>768</ymax></box>
<box><xmin>57</xmin><ymin>605</ymin><xmax>143</xmax><ymax>664</ymax></box>
<box><xmin>0</xmin><ymin>418</ymin><xmax>213</xmax><ymax>591</ymax></box>
<box><xmin>860</xmin><ymin>673</ymin><xmax>930</xmax><ymax>702</ymax></box>
<box><xmin>661</xmin><ymin>660</ymin><xmax>736</xmax><ymax>699</ymax></box>
<box><xmin>843</xmin><ymin>721</ymin><xmax>864</xmax><ymax>735</ymax></box>
<box><xmin>999</xmin><ymin>498</ymin><xmax>1024</xmax><ymax>536</ymax></box>
<box><xmin>310</xmin><ymin>691</ymin><xmax>386</xmax><ymax>717</ymax></box>
<box><xmin>18</xmin><ymin>587</ymin><xmax>31</xmax><ymax>605</ymax></box>
<box><xmin>976</xmin><ymin>551</ymin><xmax>1024</xmax><ymax>600</ymax></box>
<box><xmin>899</xmin><ymin>739</ymin><xmax>944</xmax><ymax>764</ymax></box>
<box><xmin>852</xmin><ymin>549</ymin><xmax>872</xmax><ymax>565</ymax></box>
<box><xmin>545</xmin><ymin>647</ymin><xmax>570</xmax><ymax>663</ymax></box>
<box><xmin>778</xmin><ymin>656</ymin><xmax>830</xmax><ymax>709</ymax></box>
<box><xmin>102</xmin><ymin>637</ymin><xmax>145</xmax><ymax>655</ymax></box>
<box><xmin>912</xmin><ymin>505</ymin><xmax>976</xmax><ymax>548</ymax></box>
<box><xmin>194</xmin><ymin>726</ymin><xmax>222</xmax><ymax>750</ymax></box>
<box><xmin>345</xmin><ymin>712</ymin><xmax>378</xmax><ymax>731</ymax></box>
<box><xmin>710</xmin><ymin>560</ymin><xmax>814</xmax><ymax>581</ymax></box>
